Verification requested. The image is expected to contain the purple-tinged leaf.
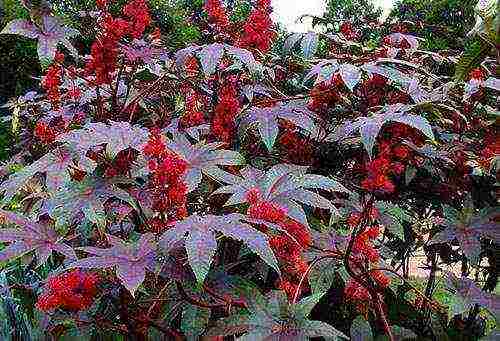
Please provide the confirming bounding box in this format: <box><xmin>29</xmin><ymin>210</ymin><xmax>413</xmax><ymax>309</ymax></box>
<box><xmin>69</xmin><ymin>233</ymin><xmax>156</xmax><ymax>296</ymax></box>
<box><xmin>360</xmin><ymin>120</ymin><xmax>384</xmax><ymax>159</ymax></box>
<box><xmin>48</xmin><ymin>178</ymin><xmax>133</xmax><ymax>227</ymax></box>
<box><xmin>160</xmin><ymin>214</ymin><xmax>279</xmax><ymax>283</ymax></box>
<box><xmin>240</xmin><ymin>101</ymin><xmax>316</xmax><ymax>151</ymax></box>
<box><xmin>0</xmin><ymin>148</ymin><xmax>72</xmax><ymax>203</ymax></box>
<box><xmin>301</xmin><ymin>32</ymin><xmax>319</xmax><ymax>59</ymax></box>
<box><xmin>186</xmin><ymin>224</ymin><xmax>217</xmax><ymax>283</ymax></box>
<box><xmin>336</xmin><ymin>105</ymin><xmax>434</xmax><ymax>158</ymax></box>
<box><xmin>214</xmin><ymin>217</ymin><xmax>279</xmax><ymax>274</ymax></box>
<box><xmin>444</xmin><ymin>271</ymin><xmax>500</xmax><ymax>318</ymax></box>
<box><xmin>225</xmin><ymin>45</ymin><xmax>256</xmax><ymax>66</ymax></box>
<box><xmin>0</xmin><ymin>210</ymin><xmax>76</xmax><ymax>265</ymax></box>
<box><xmin>1</xmin><ymin>19</ymin><xmax>39</xmax><ymax>38</ymax></box>
<box><xmin>167</xmin><ymin>134</ymin><xmax>245</xmax><ymax>192</ymax></box>
<box><xmin>339</xmin><ymin>64</ymin><xmax>361</xmax><ymax>91</ymax></box>
<box><xmin>304</xmin><ymin>60</ymin><xmax>339</xmax><ymax>84</ymax></box>
<box><xmin>197</xmin><ymin>43</ymin><xmax>224</xmax><ymax>76</ymax></box>
<box><xmin>209</xmin><ymin>290</ymin><xmax>345</xmax><ymax>340</ymax></box>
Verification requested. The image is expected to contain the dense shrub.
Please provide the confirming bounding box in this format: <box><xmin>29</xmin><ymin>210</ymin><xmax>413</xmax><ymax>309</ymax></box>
<box><xmin>0</xmin><ymin>0</ymin><xmax>498</xmax><ymax>340</ymax></box>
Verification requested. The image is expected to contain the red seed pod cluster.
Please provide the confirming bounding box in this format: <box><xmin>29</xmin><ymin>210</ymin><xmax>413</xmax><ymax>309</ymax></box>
<box><xmin>361</xmin><ymin>123</ymin><xmax>424</xmax><ymax>194</ymax></box>
<box><xmin>180</xmin><ymin>88</ymin><xmax>206</xmax><ymax>129</ymax></box>
<box><xmin>104</xmin><ymin>150</ymin><xmax>137</xmax><ymax>178</ymax></box>
<box><xmin>237</xmin><ymin>0</ymin><xmax>275</xmax><ymax>54</ymax></box>
<box><xmin>86</xmin><ymin>15</ymin><xmax>129</xmax><ymax>85</ymax></box>
<box><xmin>34</xmin><ymin>122</ymin><xmax>57</xmax><ymax>145</ymax></box>
<box><xmin>211</xmin><ymin>80</ymin><xmax>240</xmax><ymax>144</ymax></box>
<box><xmin>307</xmin><ymin>80</ymin><xmax>342</xmax><ymax>116</ymax></box>
<box><xmin>36</xmin><ymin>270</ymin><xmax>99</xmax><ymax>312</ymax></box>
<box><xmin>42</xmin><ymin>64</ymin><xmax>62</xmax><ymax>109</ymax></box>
<box><xmin>123</xmin><ymin>0</ymin><xmax>151</xmax><ymax>39</ymax></box>
<box><xmin>344</xmin><ymin>208</ymin><xmax>391</xmax><ymax>309</ymax></box>
<box><xmin>86</xmin><ymin>0</ymin><xmax>150</xmax><ymax>85</ymax></box>
<box><xmin>246</xmin><ymin>188</ymin><xmax>311</xmax><ymax>300</ymax></box>
<box><xmin>469</xmin><ymin>67</ymin><xmax>486</xmax><ymax>81</ymax></box>
<box><xmin>277</xmin><ymin>121</ymin><xmax>314</xmax><ymax>166</ymax></box>
<box><xmin>340</xmin><ymin>22</ymin><xmax>360</xmax><ymax>41</ymax></box>
<box><xmin>144</xmin><ymin>129</ymin><xmax>188</xmax><ymax>223</ymax></box>
<box><xmin>204</xmin><ymin>0</ymin><xmax>230</xmax><ymax>33</ymax></box>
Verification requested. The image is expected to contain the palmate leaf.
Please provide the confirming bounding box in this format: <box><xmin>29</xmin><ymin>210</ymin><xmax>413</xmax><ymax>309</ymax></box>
<box><xmin>57</xmin><ymin>121</ymin><xmax>148</xmax><ymax>172</ymax></box>
<box><xmin>304</xmin><ymin>60</ymin><xmax>362</xmax><ymax>91</ymax></box>
<box><xmin>208</xmin><ymin>291</ymin><xmax>346</xmax><ymax>340</ymax></box>
<box><xmin>444</xmin><ymin>271</ymin><xmax>500</xmax><ymax>319</ymax></box>
<box><xmin>174</xmin><ymin>43</ymin><xmax>259</xmax><ymax>76</ymax></box>
<box><xmin>68</xmin><ymin>233</ymin><xmax>157</xmax><ymax>296</ymax></box>
<box><xmin>0</xmin><ymin>209</ymin><xmax>76</xmax><ymax>266</ymax></box>
<box><xmin>159</xmin><ymin>213</ymin><xmax>279</xmax><ymax>284</ymax></box>
<box><xmin>1</xmin><ymin>15</ymin><xmax>78</xmax><ymax>64</ymax></box>
<box><xmin>166</xmin><ymin>133</ymin><xmax>245</xmax><ymax>192</ymax></box>
<box><xmin>333</xmin><ymin>104</ymin><xmax>435</xmax><ymax>158</ymax></box>
<box><xmin>239</xmin><ymin>100</ymin><xmax>317</xmax><ymax>152</ymax></box>
<box><xmin>211</xmin><ymin>164</ymin><xmax>350</xmax><ymax>227</ymax></box>
<box><xmin>429</xmin><ymin>204</ymin><xmax>499</xmax><ymax>263</ymax></box>
<box><xmin>46</xmin><ymin>177</ymin><xmax>134</xmax><ymax>228</ymax></box>
<box><xmin>0</xmin><ymin>147</ymin><xmax>72</xmax><ymax>203</ymax></box>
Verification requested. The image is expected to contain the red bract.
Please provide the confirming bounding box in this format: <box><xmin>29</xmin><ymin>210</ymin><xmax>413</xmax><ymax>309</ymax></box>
<box><xmin>211</xmin><ymin>81</ymin><xmax>240</xmax><ymax>144</ymax></box>
<box><xmin>36</xmin><ymin>270</ymin><xmax>98</xmax><ymax>312</ymax></box>
<box><xmin>237</xmin><ymin>0</ymin><xmax>275</xmax><ymax>53</ymax></box>
<box><xmin>123</xmin><ymin>0</ymin><xmax>151</xmax><ymax>39</ymax></box>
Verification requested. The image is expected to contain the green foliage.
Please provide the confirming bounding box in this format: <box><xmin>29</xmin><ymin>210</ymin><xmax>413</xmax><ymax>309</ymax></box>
<box><xmin>324</xmin><ymin>0</ymin><xmax>382</xmax><ymax>25</ymax></box>
<box><xmin>455</xmin><ymin>37</ymin><xmax>492</xmax><ymax>80</ymax></box>
<box><xmin>389</xmin><ymin>0</ymin><xmax>476</xmax><ymax>50</ymax></box>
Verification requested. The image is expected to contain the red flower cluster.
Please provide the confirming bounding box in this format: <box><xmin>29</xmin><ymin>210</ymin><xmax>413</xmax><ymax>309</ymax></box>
<box><xmin>211</xmin><ymin>81</ymin><xmax>240</xmax><ymax>144</ymax></box>
<box><xmin>42</xmin><ymin>64</ymin><xmax>62</xmax><ymax>108</ymax></box>
<box><xmin>204</xmin><ymin>0</ymin><xmax>229</xmax><ymax>33</ymax></box>
<box><xmin>247</xmin><ymin>188</ymin><xmax>311</xmax><ymax>300</ymax></box>
<box><xmin>86</xmin><ymin>15</ymin><xmax>129</xmax><ymax>85</ymax></box>
<box><xmin>144</xmin><ymin>129</ymin><xmax>188</xmax><ymax>222</ymax></box>
<box><xmin>36</xmin><ymin>270</ymin><xmax>98</xmax><ymax>312</ymax></box>
<box><xmin>358</xmin><ymin>74</ymin><xmax>388</xmax><ymax>108</ymax></box>
<box><xmin>123</xmin><ymin>0</ymin><xmax>151</xmax><ymax>39</ymax></box>
<box><xmin>34</xmin><ymin>122</ymin><xmax>57</xmax><ymax>145</ymax></box>
<box><xmin>237</xmin><ymin>0</ymin><xmax>275</xmax><ymax>53</ymax></box>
